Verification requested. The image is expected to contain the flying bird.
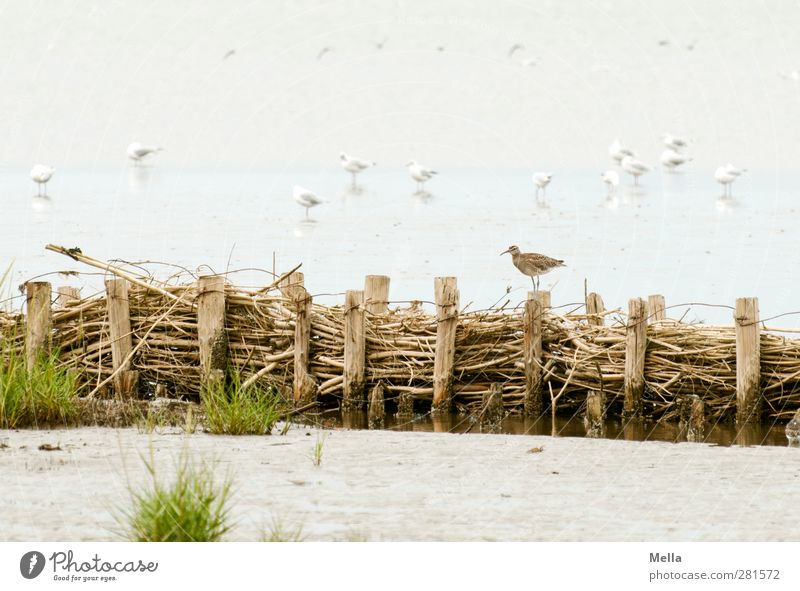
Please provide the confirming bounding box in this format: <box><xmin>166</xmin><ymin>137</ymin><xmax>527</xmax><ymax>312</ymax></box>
<box><xmin>508</xmin><ymin>43</ymin><xmax>524</xmax><ymax>58</ymax></box>
<box><xmin>222</xmin><ymin>49</ymin><xmax>236</xmax><ymax>60</ymax></box>
<box><xmin>372</xmin><ymin>38</ymin><xmax>388</xmax><ymax>50</ymax></box>
<box><xmin>501</xmin><ymin>245</ymin><xmax>565</xmax><ymax>291</ymax></box>
<box><xmin>317</xmin><ymin>47</ymin><xmax>333</xmax><ymax>60</ymax></box>
<box><xmin>127</xmin><ymin>142</ymin><xmax>162</xmax><ymax>166</ymax></box>
<box><xmin>30</xmin><ymin>164</ymin><xmax>54</xmax><ymax>196</ymax></box>
<box><xmin>340</xmin><ymin>152</ymin><xmax>376</xmax><ymax>186</ymax></box>
<box><xmin>405</xmin><ymin>160</ymin><xmax>437</xmax><ymax>191</ymax></box>
<box><xmin>293</xmin><ymin>185</ymin><xmax>326</xmax><ymax>218</ymax></box>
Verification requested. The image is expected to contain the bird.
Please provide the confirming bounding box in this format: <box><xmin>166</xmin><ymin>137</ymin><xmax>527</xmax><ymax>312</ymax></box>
<box><xmin>786</xmin><ymin>409</ymin><xmax>800</xmax><ymax>444</ymax></box>
<box><xmin>714</xmin><ymin>163</ymin><xmax>746</xmax><ymax>197</ymax></box>
<box><xmin>532</xmin><ymin>172</ymin><xmax>553</xmax><ymax>198</ymax></box>
<box><xmin>601</xmin><ymin>170</ymin><xmax>619</xmax><ymax>194</ymax></box>
<box><xmin>372</xmin><ymin>37</ymin><xmax>388</xmax><ymax>50</ymax></box>
<box><xmin>661</xmin><ymin>133</ymin><xmax>691</xmax><ymax>151</ymax></box>
<box><xmin>339</xmin><ymin>152</ymin><xmax>376</xmax><ymax>186</ymax></box>
<box><xmin>222</xmin><ymin>49</ymin><xmax>236</xmax><ymax>60</ymax></box>
<box><xmin>501</xmin><ymin>245</ymin><xmax>565</xmax><ymax>291</ymax></box>
<box><xmin>317</xmin><ymin>47</ymin><xmax>333</xmax><ymax>60</ymax></box>
<box><xmin>609</xmin><ymin>139</ymin><xmax>635</xmax><ymax>164</ymax></box>
<box><xmin>293</xmin><ymin>185</ymin><xmax>326</xmax><ymax>218</ymax></box>
<box><xmin>405</xmin><ymin>160</ymin><xmax>437</xmax><ymax>191</ymax></box>
<box><xmin>508</xmin><ymin>43</ymin><xmax>524</xmax><ymax>58</ymax></box>
<box><xmin>621</xmin><ymin>155</ymin><xmax>651</xmax><ymax>185</ymax></box>
<box><xmin>30</xmin><ymin>164</ymin><xmax>54</xmax><ymax>196</ymax></box>
<box><xmin>127</xmin><ymin>142</ymin><xmax>162</xmax><ymax>166</ymax></box>
<box><xmin>660</xmin><ymin>148</ymin><xmax>693</xmax><ymax>171</ymax></box>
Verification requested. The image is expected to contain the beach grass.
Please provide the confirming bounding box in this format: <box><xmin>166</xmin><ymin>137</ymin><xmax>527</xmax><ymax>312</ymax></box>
<box><xmin>121</xmin><ymin>450</ymin><xmax>233</xmax><ymax>542</ymax></box>
<box><xmin>200</xmin><ymin>368</ymin><xmax>285</xmax><ymax>435</ymax></box>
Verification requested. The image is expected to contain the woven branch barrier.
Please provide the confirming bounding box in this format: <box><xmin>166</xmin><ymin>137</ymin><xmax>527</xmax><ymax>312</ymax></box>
<box><xmin>2</xmin><ymin>245</ymin><xmax>800</xmax><ymax>424</ymax></box>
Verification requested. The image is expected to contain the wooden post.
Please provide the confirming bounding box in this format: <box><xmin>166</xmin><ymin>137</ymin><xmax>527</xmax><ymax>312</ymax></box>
<box><xmin>342</xmin><ymin>290</ymin><xmax>366</xmax><ymax>411</ymax></box>
<box><xmin>197</xmin><ymin>276</ymin><xmax>227</xmax><ymax>388</ymax></box>
<box><xmin>105</xmin><ymin>279</ymin><xmax>138</xmax><ymax>397</ymax></box>
<box><xmin>586</xmin><ymin>292</ymin><xmax>605</xmax><ymax>327</ymax></box>
<box><xmin>537</xmin><ymin>290</ymin><xmax>551</xmax><ymax>309</ymax></box>
<box><xmin>279</xmin><ymin>271</ymin><xmax>305</xmax><ymax>302</ymax></box>
<box><xmin>396</xmin><ymin>392</ymin><xmax>414</xmax><ymax>418</ymax></box>
<box><xmin>623</xmin><ymin>297</ymin><xmax>647</xmax><ymax>419</ymax></box>
<box><xmin>364</xmin><ymin>275</ymin><xmax>390</xmax><ymax>314</ymax></box>
<box><xmin>368</xmin><ymin>382</ymin><xmax>385</xmax><ymax>429</ymax></box>
<box><xmin>480</xmin><ymin>383</ymin><xmax>505</xmax><ymax>433</ymax></box>
<box><xmin>648</xmin><ymin>294</ymin><xmax>666</xmax><ymax>322</ymax></box>
<box><xmin>523</xmin><ymin>291</ymin><xmax>543</xmax><ymax>417</ymax></box>
<box><xmin>25</xmin><ymin>282</ymin><xmax>52</xmax><ymax>371</ymax></box>
<box><xmin>292</xmin><ymin>283</ymin><xmax>317</xmax><ymax>405</ymax></box>
<box><xmin>583</xmin><ymin>390</ymin><xmax>605</xmax><ymax>438</ymax></box>
<box><xmin>56</xmin><ymin>286</ymin><xmax>81</xmax><ymax>308</ymax></box>
<box><xmin>432</xmin><ymin>277</ymin><xmax>459</xmax><ymax>413</ymax></box>
<box><xmin>735</xmin><ymin>297</ymin><xmax>761</xmax><ymax>424</ymax></box>
<box><xmin>679</xmin><ymin>394</ymin><xmax>705</xmax><ymax>442</ymax></box>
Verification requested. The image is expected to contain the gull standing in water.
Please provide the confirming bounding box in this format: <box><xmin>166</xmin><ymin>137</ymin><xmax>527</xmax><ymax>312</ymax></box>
<box><xmin>621</xmin><ymin>155</ymin><xmax>651</xmax><ymax>185</ymax></box>
<box><xmin>660</xmin><ymin>148</ymin><xmax>693</xmax><ymax>171</ymax></box>
<box><xmin>601</xmin><ymin>170</ymin><xmax>619</xmax><ymax>194</ymax></box>
<box><xmin>501</xmin><ymin>245</ymin><xmax>565</xmax><ymax>291</ymax></box>
<box><xmin>661</xmin><ymin>133</ymin><xmax>691</xmax><ymax>151</ymax></box>
<box><xmin>127</xmin><ymin>142</ymin><xmax>163</xmax><ymax>166</ymax></box>
<box><xmin>714</xmin><ymin>164</ymin><xmax>746</xmax><ymax>197</ymax></box>
<box><xmin>609</xmin><ymin>139</ymin><xmax>635</xmax><ymax>165</ymax></box>
<box><xmin>339</xmin><ymin>152</ymin><xmax>376</xmax><ymax>186</ymax></box>
<box><xmin>532</xmin><ymin>172</ymin><xmax>553</xmax><ymax>198</ymax></box>
<box><xmin>30</xmin><ymin>164</ymin><xmax>54</xmax><ymax>196</ymax></box>
<box><xmin>293</xmin><ymin>185</ymin><xmax>326</xmax><ymax>219</ymax></box>
<box><xmin>406</xmin><ymin>160</ymin><xmax>437</xmax><ymax>192</ymax></box>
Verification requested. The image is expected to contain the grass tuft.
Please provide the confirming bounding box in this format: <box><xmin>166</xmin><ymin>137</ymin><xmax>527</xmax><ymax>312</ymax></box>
<box><xmin>261</xmin><ymin>518</ymin><xmax>305</xmax><ymax>542</ymax></box>
<box><xmin>121</xmin><ymin>449</ymin><xmax>233</xmax><ymax>542</ymax></box>
<box><xmin>0</xmin><ymin>345</ymin><xmax>77</xmax><ymax>429</ymax></box>
<box><xmin>200</xmin><ymin>368</ymin><xmax>285</xmax><ymax>435</ymax></box>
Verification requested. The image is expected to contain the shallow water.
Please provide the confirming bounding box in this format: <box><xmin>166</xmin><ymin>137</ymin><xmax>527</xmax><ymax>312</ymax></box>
<box><xmin>2</xmin><ymin>167</ymin><xmax>799</xmax><ymax>327</ymax></box>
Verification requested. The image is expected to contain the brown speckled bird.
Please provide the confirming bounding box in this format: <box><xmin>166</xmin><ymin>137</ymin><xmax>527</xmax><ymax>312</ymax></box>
<box><xmin>786</xmin><ymin>409</ymin><xmax>800</xmax><ymax>445</ymax></box>
<box><xmin>501</xmin><ymin>245</ymin><xmax>565</xmax><ymax>291</ymax></box>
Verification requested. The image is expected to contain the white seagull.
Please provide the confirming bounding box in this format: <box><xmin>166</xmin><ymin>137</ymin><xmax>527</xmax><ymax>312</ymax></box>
<box><xmin>660</xmin><ymin>148</ymin><xmax>693</xmax><ymax>171</ymax></box>
<box><xmin>30</xmin><ymin>164</ymin><xmax>55</xmax><ymax>196</ymax></box>
<box><xmin>405</xmin><ymin>160</ymin><xmax>437</xmax><ymax>192</ymax></box>
<box><xmin>714</xmin><ymin>164</ymin><xmax>746</xmax><ymax>197</ymax></box>
<box><xmin>621</xmin><ymin>155</ymin><xmax>651</xmax><ymax>185</ymax></box>
<box><xmin>661</xmin><ymin>133</ymin><xmax>691</xmax><ymax>151</ymax></box>
<box><xmin>601</xmin><ymin>170</ymin><xmax>619</xmax><ymax>194</ymax></box>
<box><xmin>532</xmin><ymin>172</ymin><xmax>553</xmax><ymax>198</ymax></box>
<box><xmin>339</xmin><ymin>152</ymin><xmax>376</xmax><ymax>186</ymax></box>
<box><xmin>127</xmin><ymin>142</ymin><xmax>162</xmax><ymax>166</ymax></box>
<box><xmin>293</xmin><ymin>185</ymin><xmax>326</xmax><ymax>219</ymax></box>
<box><xmin>609</xmin><ymin>139</ymin><xmax>635</xmax><ymax>164</ymax></box>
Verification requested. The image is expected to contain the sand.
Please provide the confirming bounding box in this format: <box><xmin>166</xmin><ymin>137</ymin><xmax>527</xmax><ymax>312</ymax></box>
<box><xmin>1</xmin><ymin>426</ymin><xmax>798</xmax><ymax>542</ymax></box>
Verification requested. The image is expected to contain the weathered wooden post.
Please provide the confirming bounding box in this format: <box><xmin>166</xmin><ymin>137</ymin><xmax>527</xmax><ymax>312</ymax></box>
<box><xmin>56</xmin><ymin>286</ymin><xmax>81</xmax><ymax>308</ymax></box>
<box><xmin>364</xmin><ymin>275</ymin><xmax>390</xmax><ymax>314</ymax></box>
<box><xmin>432</xmin><ymin>277</ymin><xmax>459</xmax><ymax>413</ymax></box>
<box><xmin>279</xmin><ymin>271</ymin><xmax>305</xmax><ymax>302</ymax></box>
<box><xmin>586</xmin><ymin>292</ymin><xmax>605</xmax><ymax>327</ymax></box>
<box><xmin>288</xmin><ymin>277</ymin><xmax>317</xmax><ymax>405</ymax></box>
<box><xmin>623</xmin><ymin>297</ymin><xmax>648</xmax><ymax>419</ymax></box>
<box><xmin>342</xmin><ymin>289</ymin><xmax>366</xmax><ymax>411</ymax></box>
<box><xmin>735</xmin><ymin>297</ymin><xmax>761</xmax><ymax>424</ymax></box>
<box><xmin>105</xmin><ymin>279</ymin><xmax>138</xmax><ymax>398</ymax></box>
<box><xmin>480</xmin><ymin>383</ymin><xmax>505</xmax><ymax>433</ymax></box>
<box><xmin>197</xmin><ymin>275</ymin><xmax>227</xmax><ymax>390</ymax></box>
<box><xmin>523</xmin><ymin>291</ymin><xmax>543</xmax><ymax>416</ymax></box>
<box><xmin>368</xmin><ymin>382</ymin><xmax>385</xmax><ymax>429</ymax></box>
<box><xmin>537</xmin><ymin>290</ymin><xmax>551</xmax><ymax>309</ymax></box>
<box><xmin>25</xmin><ymin>282</ymin><xmax>52</xmax><ymax>370</ymax></box>
<box><xmin>396</xmin><ymin>391</ymin><xmax>414</xmax><ymax>418</ymax></box>
<box><xmin>679</xmin><ymin>394</ymin><xmax>705</xmax><ymax>442</ymax></box>
<box><xmin>648</xmin><ymin>294</ymin><xmax>666</xmax><ymax>322</ymax></box>
<box><xmin>584</xmin><ymin>390</ymin><xmax>606</xmax><ymax>438</ymax></box>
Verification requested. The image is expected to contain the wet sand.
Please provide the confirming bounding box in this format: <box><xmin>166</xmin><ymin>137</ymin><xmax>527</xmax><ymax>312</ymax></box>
<box><xmin>1</xmin><ymin>426</ymin><xmax>798</xmax><ymax>541</ymax></box>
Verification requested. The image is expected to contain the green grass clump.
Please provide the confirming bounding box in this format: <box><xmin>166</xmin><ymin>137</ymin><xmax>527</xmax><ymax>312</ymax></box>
<box><xmin>0</xmin><ymin>346</ymin><xmax>77</xmax><ymax>428</ymax></box>
<box><xmin>122</xmin><ymin>451</ymin><xmax>233</xmax><ymax>542</ymax></box>
<box><xmin>200</xmin><ymin>369</ymin><xmax>285</xmax><ymax>435</ymax></box>
<box><xmin>261</xmin><ymin>518</ymin><xmax>305</xmax><ymax>542</ymax></box>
